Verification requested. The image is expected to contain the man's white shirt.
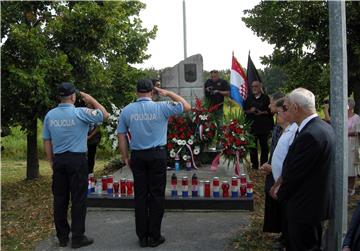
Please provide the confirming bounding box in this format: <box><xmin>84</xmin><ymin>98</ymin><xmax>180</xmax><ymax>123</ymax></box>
<box><xmin>271</xmin><ymin>122</ymin><xmax>299</xmax><ymax>181</ymax></box>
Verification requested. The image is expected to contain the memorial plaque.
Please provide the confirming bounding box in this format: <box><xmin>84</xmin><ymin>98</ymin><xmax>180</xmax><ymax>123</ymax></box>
<box><xmin>184</xmin><ymin>63</ymin><xmax>197</xmax><ymax>83</ymax></box>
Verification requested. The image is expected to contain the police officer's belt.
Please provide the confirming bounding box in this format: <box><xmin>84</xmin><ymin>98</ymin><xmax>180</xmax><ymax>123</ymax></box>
<box><xmin>54</xmin><ymin>151</ymin><xmax>86</xmax><ymax>156</ymax></box>
<box><xmin>132</xmin><ymin>145</ymin><xmax>166</xmax><ymax>152</ymax></box>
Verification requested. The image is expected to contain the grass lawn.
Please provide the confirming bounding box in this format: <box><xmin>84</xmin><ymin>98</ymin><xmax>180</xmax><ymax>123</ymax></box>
<box><xmin>1</xmin><ymin>159</ymin><xmax>112</xmax><ymax>251</ymax></box>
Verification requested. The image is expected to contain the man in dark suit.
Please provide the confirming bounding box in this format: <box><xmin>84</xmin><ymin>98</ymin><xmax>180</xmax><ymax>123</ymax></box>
<box><xmin>273</xmin><ymin>88</ymin><xmax>335</xmax><ymax>251</ymax></box>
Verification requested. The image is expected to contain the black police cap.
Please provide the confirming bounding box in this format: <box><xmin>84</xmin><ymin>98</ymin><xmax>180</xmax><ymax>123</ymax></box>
<box><xmin>136</xmin><ymin>79</ymin><xmax>153</xmax><ymax>93</ymax></box>
<box><xmin>58</xmin><ymin>82</ymin><xmax>78</xmax><ymax>97</ymax></box>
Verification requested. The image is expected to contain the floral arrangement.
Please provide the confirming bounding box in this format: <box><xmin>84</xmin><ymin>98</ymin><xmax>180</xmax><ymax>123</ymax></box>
<box><xmin>167</xmin><ymin>115</ymin><xmax>200</xmax><ymax>167</ymax></box>
<box><xmin>189</xmin><ymin>96</ymin><xmax>221</xmax><ymax>147</ymax></box>
<box><xmin>104</xmin><ymin>103</ymin><xmax>122</xmax><ymax>151</ymax></box>
<box><xmin>211</xmin><ymin>109</ymin><xmax>254</xmax><ymax>175</ymax></box>
<box><xmin>166</xmin><ymin>97</ymin><xmax>254</xmax><ymax>174</ymax></box>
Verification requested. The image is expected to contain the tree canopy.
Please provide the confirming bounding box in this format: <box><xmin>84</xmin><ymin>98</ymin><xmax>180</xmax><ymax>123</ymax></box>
<box><xmin>1</xmin><ymin>1</ymin><xmax>157</xmax><ymax>179</ymax></box>
<box><xmin>242</xmin><ymin>1</ymin><xmax>360</xmax><ymax>110</ymax></box>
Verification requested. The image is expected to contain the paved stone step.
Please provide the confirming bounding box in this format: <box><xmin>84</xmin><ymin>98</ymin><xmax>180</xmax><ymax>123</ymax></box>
<box><xmin>87</xmin><ymin>194</ymin><xmax>253</xmax><ymax>210</ymax></box>
<box><xmin>88</xmin><ymin>159</ymin><xmax>253</xmax><ymax>210</ymax></box>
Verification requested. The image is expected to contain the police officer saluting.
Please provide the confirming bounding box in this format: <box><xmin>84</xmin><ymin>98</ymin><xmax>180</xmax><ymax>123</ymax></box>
<box><xmin>117</xmin><ymin>79</ymin><xmax>191</xmax><ymax>248</ymax></box>
<box><xmin>42</xmin><ymin>82</ymin><xmax>109</xmax><ymax>248</ymax></box>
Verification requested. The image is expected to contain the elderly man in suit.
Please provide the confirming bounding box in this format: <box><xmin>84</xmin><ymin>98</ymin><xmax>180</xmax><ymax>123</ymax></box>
<box><xmin>272</xmin><ymin>88</ymin><xmax>335</xmax><ymax>251</ymax></box>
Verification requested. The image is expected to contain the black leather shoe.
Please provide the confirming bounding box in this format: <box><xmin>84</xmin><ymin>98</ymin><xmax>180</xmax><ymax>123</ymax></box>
<box><xmin>139</xmin><ymin>237</ymin><xmax>148</xmax><ymax>247</ymax></box>
<box><xmin>71</xmin><ymin>236</ymin><xmax>94</xmax><ymax>249</ymax></box>
<box><xmin>59</xmin><ymin>238</ymin><xmax>69</xmax><ymax>247</ymax></box>
<box><xmin>149</xmin><ymin>236</ymin><xmax>165</xmax><ymax>247</ymax></box>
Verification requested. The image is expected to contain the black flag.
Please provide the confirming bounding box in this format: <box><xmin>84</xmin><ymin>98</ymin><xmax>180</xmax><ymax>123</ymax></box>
<box><xmin>247</xmin><ymin>53</ymin><xmax>262</xmax><ymax>94</ymax></box>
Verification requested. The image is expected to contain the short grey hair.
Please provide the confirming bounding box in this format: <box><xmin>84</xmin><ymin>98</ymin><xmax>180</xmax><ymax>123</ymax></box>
<box><xmin>287</xmin><ymin>88</ymin><xmax>316</xmax><ymax>112</ymax></box>
<box><xmin>348</xmin><ymin>98</ymin><xmax>355</xmax><ymax>109</ymax></box>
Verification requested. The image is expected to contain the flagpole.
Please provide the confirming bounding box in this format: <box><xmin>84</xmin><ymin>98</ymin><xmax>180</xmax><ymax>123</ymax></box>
<box><xmin>183</xmin><ymin>0</ymin><xmax>187</xmax><ymax>59</ymax></box>
<box><xmin>230</xmin><ymin>52</ymin><xmax>234</xmax><ymax>114</ymax></box>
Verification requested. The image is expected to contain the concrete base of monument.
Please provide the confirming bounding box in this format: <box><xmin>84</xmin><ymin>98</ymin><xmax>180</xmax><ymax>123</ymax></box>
<box><xmin>87</xmin><ymin>194</ymin><xmax>254</xmax><ymax>210</ymax></box>
<box><xmin>87</xmin><ymin>158</ymin><xmax>253</xmax><ymax>211</ymax></box>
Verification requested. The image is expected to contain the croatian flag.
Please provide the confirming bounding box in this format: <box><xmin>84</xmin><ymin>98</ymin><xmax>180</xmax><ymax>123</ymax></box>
<box><xmin>230</xmin><ymin>55</ymin><xmax>248</xmax><ymax>108</ymax></box>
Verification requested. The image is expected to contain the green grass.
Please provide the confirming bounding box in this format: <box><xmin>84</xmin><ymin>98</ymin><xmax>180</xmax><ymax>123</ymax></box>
<box><xmin>1</xmin><ymin>160</ymin><xmax>54</xmax><ymax>251</ymax></box>
<box><xmin>1</xmin><ymin>122</ymin><xmax>115</xmax><ymax>160</ymax></box>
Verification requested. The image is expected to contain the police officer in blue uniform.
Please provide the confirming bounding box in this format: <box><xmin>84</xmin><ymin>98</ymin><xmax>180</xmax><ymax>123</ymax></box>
<box><xmin>117</xmin><ymin>79</ymin><xmax>191</xmax><ymax>248</ymax></box>
<box><xmin>43</xmin><ymin>82</ymin><xmax>109</xmax><ymax>248</ymax></box>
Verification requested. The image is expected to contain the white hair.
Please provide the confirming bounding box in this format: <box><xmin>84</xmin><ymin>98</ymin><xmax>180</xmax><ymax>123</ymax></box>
<box><xmin>287</xmin><ymin>88</ymin><xmax>316</xmax><ymax>112</ymax></box>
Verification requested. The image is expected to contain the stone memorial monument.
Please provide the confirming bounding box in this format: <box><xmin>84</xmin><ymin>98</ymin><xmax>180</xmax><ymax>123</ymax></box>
<box><xmin>161</xmin><ymin>54</ymin><xmax>204</xmax><ymax>106</ymax></box>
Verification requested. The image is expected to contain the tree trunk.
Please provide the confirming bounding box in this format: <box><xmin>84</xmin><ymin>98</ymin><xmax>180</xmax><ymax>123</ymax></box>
<box><xmin>26</xmin><ymin>119</ymin><xmax>39</xmax><ymax>180</ymax></box>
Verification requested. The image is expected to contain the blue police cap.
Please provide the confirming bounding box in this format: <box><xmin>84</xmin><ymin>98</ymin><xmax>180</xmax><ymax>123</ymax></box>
<box><xmin>137</xmin><ymin>79</ymin><xmax>153</xmax><ymax>93</ymax></box>
<box><xmin>58</xmin><ymin>82</ymin><xmax>78</xmax><ymax>97</ymax></box>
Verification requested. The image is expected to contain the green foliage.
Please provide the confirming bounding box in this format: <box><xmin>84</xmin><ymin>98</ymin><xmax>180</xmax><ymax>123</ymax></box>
<box><xmin>1</xmin><ymin>0</ymin><xmax>157</xmax><ymax>128</ymax></box>
<box><xmin>138</xmin><ymin>67</ymin><xmax>161</xmax><ymax>80</ymax></box>
<box><xmin>219</xmin><ymin>109</ymin><xmax>255</xmax><ymax>167</ymax></box>
<box><xmin>243</xmin><ymin>1</ymin><xmax>360</xmax><ymax>111</ymax></box>
<box><xmin>104</xmin><ymin>157</ymin><xmax>124</xmax><ymax>171</ymax></box>
<box><xmin>1</xmin><ymin>1</ymin><xmax>157</xmax><ymax>175</ymax></box>
<box><xmin>261</xmin><ymin>65</ymin><xmax>287</xmax><ymax>95</ymax></box>
<box><xmin>1</xmin><ymin>127</ymin><xmax>28</xmax><ymax>160</ymax></box>
<box><xmin>1</xmin><ymin>124</ymin><xmax>116</xmax><ymax>160</ymax></box>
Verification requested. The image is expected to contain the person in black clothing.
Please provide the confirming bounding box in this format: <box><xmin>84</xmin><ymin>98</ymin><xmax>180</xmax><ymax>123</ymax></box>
<box><xmin>274</xmin><ymin>88</ymin><xmax>335</xmax><ymax>251</ymax></box>
<box><xmin>245</xmin><ymin>80</ymin><xmax>274</xmax><ymax>169</ymax></box>
<box><xmin>342</xmin><ymin>201</ymin><xmax>360</xmax><ymax>251</ymax></box>
<box><xmin>204</xmin><ymin>70</ymin><xmax>230</xmax><ymax>123</ymax></box>
<box><xmin>87</xmin><ymin>123</ymin><xmax>101</xmax><ymax>174</ymax></box>
<box><xmin>260</xmin><ymin>92</ymin><xmax>286</xmax><ymax>249</ymax></box>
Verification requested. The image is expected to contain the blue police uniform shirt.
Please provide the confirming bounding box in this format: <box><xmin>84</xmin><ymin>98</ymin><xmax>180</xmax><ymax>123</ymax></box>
<box><xmin>42</xmin><ymin>103</ymin><xmax>104</xmax><ymax>154</ymax></box>
<box><xmin>117</xmin><ymin>97</ymin><xmax>184</xmax><ymax>150</ymax></box>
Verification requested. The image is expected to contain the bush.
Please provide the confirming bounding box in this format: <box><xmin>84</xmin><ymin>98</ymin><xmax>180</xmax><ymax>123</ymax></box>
<box><xmin>1</xmin><ymin>124</ymin><xmax>46</xmax><ymax>160</ymax></box>
<box><xmin>1</xmin><ymin>121</ymin><xmax>116</xmax><ymax>160</ymax></box>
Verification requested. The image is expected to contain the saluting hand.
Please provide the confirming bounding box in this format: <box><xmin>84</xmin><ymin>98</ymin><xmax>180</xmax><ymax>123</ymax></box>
<box><xmin>153</xmin><ymin>87</ymin><xmax>168</xmax><ymax>97</ymax></box>
<box><xmin>79</xmin><ymin>91</ymin><xmax>93</xmax><ymax>104</ymax></box>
